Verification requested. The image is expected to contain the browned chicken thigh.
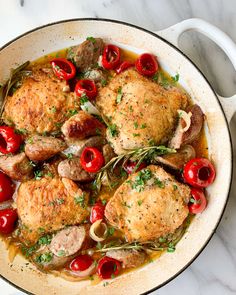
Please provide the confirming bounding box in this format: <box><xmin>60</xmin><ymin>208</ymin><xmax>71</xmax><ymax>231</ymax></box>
<box><xmin>17</xmin><ymin>177</ymin><xmax>89</xmax><ymax>244</ymax></box>
<box><xmin>96</xmin><ymin>68</ymin><xmax>188</xmax><ymax>154</ymax></box>
<box><xmin>105</xmin><ymin>165</ymin><xmax>190</xmax><ymax>242</ymax></box>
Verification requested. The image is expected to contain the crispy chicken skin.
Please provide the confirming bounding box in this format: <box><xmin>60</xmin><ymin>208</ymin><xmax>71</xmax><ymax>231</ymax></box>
<box><xmin>96</xmin><ymin>68</ymin><xmax>188</xmax><ymax>154</ymax></box>
<box><xmin>25</xmin><ymin>135</ymin><xmax>67</xmax><ymax>161</ymax></box>
<box><xmin>17</xmin><ymin>177</ymin><xmax>89</xmax><ymax>244</ymax></box>
<box><xmin>2</xmin><ymin>66</ymin><xmax>79</xmax><ymax>134</ymax></box>
<box><xmin>105</xmin><ymin>165</ymin><xmax>190</xmax><ymax>242</ymax></box>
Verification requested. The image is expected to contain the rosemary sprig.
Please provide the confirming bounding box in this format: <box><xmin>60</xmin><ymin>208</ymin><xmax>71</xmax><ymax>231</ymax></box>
<box><xmin>95</xmin><ymin>145</ymin><xmax>176</xmax><ymax>191</ymax></box>
<box><xmin>0</xmin><ymin>61</ymin><xmax>31</xmax><ymax>116</ymax></box>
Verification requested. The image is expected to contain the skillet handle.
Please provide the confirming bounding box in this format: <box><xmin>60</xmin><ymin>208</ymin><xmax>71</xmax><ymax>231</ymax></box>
<box><xmin>155</xmin><ymin>18</ymin><xmax>236</xmax><ymax>122</ymax></box>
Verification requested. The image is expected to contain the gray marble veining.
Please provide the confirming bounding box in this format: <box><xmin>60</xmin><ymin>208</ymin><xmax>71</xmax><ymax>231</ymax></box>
<box><xmin>0</xmin><ymin>0</ymin><xmax>235</xmax><ymax>294</ymax></box>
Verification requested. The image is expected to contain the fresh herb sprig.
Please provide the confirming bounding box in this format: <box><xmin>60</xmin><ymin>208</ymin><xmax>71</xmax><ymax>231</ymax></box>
<box><xmin>95</xmin><ymin>145</ymin><xmax>176</xmax><ymax>191</ymax></box>
<box><xmin>0</xmin><ymin>61</ymin><xmax>32</xmax><ymax>116</ymax></box>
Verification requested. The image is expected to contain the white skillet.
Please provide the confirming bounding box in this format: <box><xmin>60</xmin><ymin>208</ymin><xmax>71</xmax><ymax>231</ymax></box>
<box><xmin>0</xmin><ymin>18</ymin><xmax>235</xmax><ymax>295</ymax></box>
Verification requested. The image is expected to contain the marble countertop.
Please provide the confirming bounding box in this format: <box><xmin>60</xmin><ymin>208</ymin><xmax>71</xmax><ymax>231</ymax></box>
<box><xmin>0</xmin><ymin>0</ymin><xmax>236</xmax><ymax>294</ymax></box>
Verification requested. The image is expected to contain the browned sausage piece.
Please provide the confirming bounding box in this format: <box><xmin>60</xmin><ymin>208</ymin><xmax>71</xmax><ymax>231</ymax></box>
<box><xmin>0</xmin><ymin>152</ymin><xmax>33</xmax><ymax>181</ymax></box>
<box><xmin>154</xmin><ymin>145</ymin><xmax>196</xmax><ymax>170</ymax></box>
<box><xmin>58</xmin><ymin>157</ymin><xmax>95</xmax><ymax>182</ymax></box>
<box><xmin>67</xmin><ymin>38</ymin><xmax>104</xmax><ymax>72</ymax></box>
<box><xmin>25</xmin><ymin>135</ymin><xmax>67</xmax><ymax>161</ymax></box>
<box><xmin>61</xmin><ymin>111</ymin><xmax>105</xmax><ymax>143</ymax></box>
<box><xmin>169</xmin><ymin>104</ymin><xmax>204</xmax><ymax>149</ymax></box>
<box><xmin>106</xmin><ymin>249</ymin><xmax>147</xmax><ymax>268</ymax></box>
<box><xmin>64</xmin><ymin>136</ymin><xmax>106</xmax><ymax>157</ymax></box>
<box><xmin>49</xmin><ymin>226</ymin><xmax>86</xmax><ymax>257</ymax></box>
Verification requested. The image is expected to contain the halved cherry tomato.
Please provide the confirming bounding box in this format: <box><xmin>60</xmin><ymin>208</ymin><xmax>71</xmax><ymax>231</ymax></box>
<box><xmin>75</xmin><ymin>79</ymin><xmax>97</xmax><ymax>99</ymax></box>
<box><xmin>90</xmin><ymin>202</ymin><xmax>105</xmax><ymax>224</ymax></box>
<box><xmin>115</xmin><ymin>61</ymin><xmax>134</xmax><ymax>74</ymax></box>
<box><xmin>189</xmin><ymin>188</ymin><xmax>207</xmax><ymax>214</ymax></box>
<box><xmin>70</xmin><ymin>255</ymin><xmax>94</xmax><ymax>272</ymax></box>
<box><xmin>0</xmin><ymin>208</ymin><xmax>18</xmax><ymax>234</ymax></box>
<box><xmin>123</xmin><ymin>160</ymin><xmax>147</xmax><ymax>174</ymax></box>
<box><xmin>0</xmin><ymin>172</ymin><xmax>14</xmax><ymax>203</ymax></box>
<box><xmin>135</xmin><ymin>53</ymin><xmax>158</xmax><ymax>77</ymax></box>
<box><xmin>97</xmin><ymin>256</ymin><xmax>121</xmax><ymax>279</ymax></box>
<box><xmin>0</xmin><ymin>126</ymin><xmax>21</xmax><ymax>154</ymax></box>
<box><xmin>80</xmin><ymin>147</ymin><xmax>104</xmax><ymax>173</ymax></box>
<box><xmin>51</xmin><ymin>58</ymin><xmax>76</xmax><ymax>80</ymax></box>
<box><xmin>183</xmin><ymin>158</ymin><xmax>216</xmax><ymax>188</ymax></box>
<box><xmin>102</xmin><ymin>44</ymin><xmax>120</xmax><ymax>70</ymax></box>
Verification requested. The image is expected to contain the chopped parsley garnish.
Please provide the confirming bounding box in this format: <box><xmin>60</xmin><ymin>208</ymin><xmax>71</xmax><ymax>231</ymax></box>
<box><xmin>137</xmin><ymin>200</ymin><xmax>143</xmax><ymax>206</ymax></box>
<box><xmin>153</xmin><ymin>72</ymin><xmax>159</xmax><ymax>82</ymax></box>
<box><xmin>133</xmin><ymin>133</ymin><xmax>140</xmax><ymax>137</ymax></box>
<box><xmin>68</xmin><ymin>109</ymin><xmax>78</xmax><ymax>117</ymax></box>
<box><xmin>158</xmin><ymin>237</ymin><xmax>166</xmax><ymax>243</ymax></box>
<box><xmin>190</xmin><ymin>197</ymin><xmax>201</xmax><ymax>204</ymax></box>
<box><xmin>155</xmin><ymin>178</ymin><xmax>165</xmax><ymax>188</ymax></box>
<box><xmin>108</xmin><ymin>124</ymin><xmax>118</xmax><ymax>137</ymax></box>
<box><xmin>80</xmin><ymin>94</ymin><xmax>89</xmax><ymax>105</ymax></box>
<box><xmin>134</xmin><ymin>122</ymin><xmax>138</xmax><ymax>129</ymax></box>
<box><xmin>122</xmin><ymin>201</ymin><xmax>132</xmax><ymax>208</ymax></box>
<box><xmin>74</xmin><ymin>192</ymin><xmax>86</xmax><ymax>208</ymax></box>
<box><xmin>167</xmin><ymin>243</ymin><xmax>175</xmax><ymax>253</ymax></box>
<box><xmin>101</xmin><ymin>79</ymin><xmax>107</xmax><ymax>87</ymax></box>
<box><xmin>34</xmin><ymin>170</ymin><xmax>43</xmax><ymax>180</ymax></box>
<box><xmin>116</xmin><ymin>86</ymin><xmax>123</xmax><ymax>104</ymax></box>
<box><xmin>51</xmin><ymin>106</ymin><xmax>57</xmax><ymax>113</ymax></box>
<box><xmin>129</xmin><ymin>169</ymin><xmax>152</xmax><ymax>192</ymax></box>
<box><xmin>57</xmin><ymin>250</ymin><xmax>66</xmax><ymax>257</ymax></box>
<box><xmin>15</xmin><ymin>128</ymin><xmax>27</xmax><ymax>135</ymax></box>
<box><xmin>45</xmin><ymin>171</ymin><xmax>54</xmax><ymax>178</ymax></box>
<box><xmin>107</xmin><ymin>227</ymin><xmax>115</xmax><ymax>236</ymax></box>
<box><xmin>171</xmin><ymin>73</ymin><xmax>179</xmax><ymax>83</ymax></box>
<box><xmin>27</xmin><ymin>138</ymin><xmax>33</xmax><ymax>144</ymax></box>
<box><xmin>173</xmin><ymin>184</ymin><xmax>178</xmax><ymax>191</ymax></box>
<box><xmin>140</xmin><ymin>123</ymin><xmax>147</xmax><ymax>129</ymax></box>
<box><xmin>21</xmin><ymin>245</ymin><xmax>38</xmax><ymax>258</ymax></box>
<box><xmin>56</xmin><ymin>198</ymin><xmax>65</xmax><ymax>205</ymax></box>
<box><xmin>86</xmin><ymin>36</ymin><xmax>96</xmax><ymax>43</ymax></box>
<box><xmin>35</xmin><ymin>252</ymin><xmax>53</xmax><ymax>264</ymax></box>
<box><xmin>38</xmin><ymin>235</ymin><xmax>52</xmax><ymax>246</ymax></box>
<box><xmin>67</xmin><ymin>153</ymin><xmax>73</xmax><ymax>159</ymax></box>
<box><xmin>101</xmin><ymin>199</ymin><xmax>107</xmax><ymax>206</ymax></box>
<box><xmin>129</xmin><ymin>105</ymin><xmax>133</xmax><ymax>112</ymax></box>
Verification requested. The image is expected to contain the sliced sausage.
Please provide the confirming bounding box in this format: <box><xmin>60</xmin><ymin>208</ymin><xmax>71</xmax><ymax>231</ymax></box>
<box><xmin>169</xmin><ymin>104</ymin><xmax>204</xmax><ymax>149</ymax></box>
<box><xmin>67</xmin><ymin>38</ymin><xmax>104</xmax><ymax>72</ymax></box>
<box><xmin>0</xmin><ymin>152</ymin><xmax>33</xmax><ymax>181</ymax></box>
<box><xmin>58</xmin><ymin>157</ymin><xmax>95</xmax><ymax>182</ymax></box>
<box><xmin>106</xmin><ymin>249</ymin><xmax>147</xmax><ymax>268</ymax></box>
<box><xmin>61</xmin><ymin>111</ymin><xmax>106</xmax><ymax>143</ymax></box>
<box><xmin>154</xmin><ymin>145</ymin><xmax>196</xmax><ymax>170</ymax></box>
<box><xmin>63</xmin><ymin>136</ymin><xmax>106</xmax><ymax>157</ymax></box>
<box><xmin>25</xmin><ymin>135</ymin><xmax>67</xmax><ymax>161</ymax></box>
<box><xmin>49</xmin><ymin>225</ymin><xmax>86</xmax><ymax>257</ymax></box>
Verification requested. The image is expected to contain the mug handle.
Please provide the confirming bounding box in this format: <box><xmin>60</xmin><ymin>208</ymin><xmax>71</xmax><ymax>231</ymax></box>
<box><xmin>155</xmin><ymin>18</ymin><xmax>236</xmax><ymax>122</ymax></box>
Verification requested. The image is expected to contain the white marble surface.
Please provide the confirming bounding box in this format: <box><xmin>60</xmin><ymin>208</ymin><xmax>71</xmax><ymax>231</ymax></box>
<box><xmin>0</xmin><ymin>0</ymin><xmax>236</xmax><ymax>294</ymax></box>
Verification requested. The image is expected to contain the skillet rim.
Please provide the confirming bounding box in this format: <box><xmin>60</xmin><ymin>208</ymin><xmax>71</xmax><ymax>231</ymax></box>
<box><xmin>0</xmin><ymin>17</ymin><xmax>233</xmax><ymax>295</ymax></box>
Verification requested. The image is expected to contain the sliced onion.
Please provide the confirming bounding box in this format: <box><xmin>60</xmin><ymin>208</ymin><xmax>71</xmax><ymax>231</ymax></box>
<box><xmin>98</xmin><ymin>55</ymin><xmax>103</xmax><ymax>68</ymax></box>
<box><xmin>68</xmin><ymin>261</ymin><xmax>96</xmax><ymax>278</ymax></box>
<box><xmin>81</xmin><ymin>101</ymin><xmax>100</xmax><ymax>116</ymax></box>
<box><xmin>89</xmin><ymin>219</ymin><xmax>107</xmax><ymax>242</ymax></box>
<box><xmin>0</xmin><ymin>200</ymin><xmax>13</xmax><ymax>210</ymax></box>
<box><xmin>177</xmin><ymin>110</ymin><xmax>192</xmax><ymax>132</ymax></box>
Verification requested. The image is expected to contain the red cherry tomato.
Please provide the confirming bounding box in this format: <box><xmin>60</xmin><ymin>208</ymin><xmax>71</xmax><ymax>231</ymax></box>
<box><xmin>51</xmin><ymin>58</ymin><xmax>76</xmax><ymax>80</ymax></box>
<box><xmin>80</xmin><ymin>147</ymin><xmax>104</xmax><ymax>173</ymax></box>
<box><xmin>102</xmin><ymin>44</ymin><xmax>121</xmax><ymax>70</ymax></box>
<box><xmin>0</xmin><ymin>126</ymin><xmax>21</xmax><ymax>154</ymax></box>
<box><xmin>90</xmin><ymin>202</ymin><xmax>105</xmax><ymax>224</ymax></box>
<box><xmin>75</xmin><ymin>79</ymin><xmax>97</xmax><ymax>100</ymax></box>
<box><xmin>0</xmin><ymin>208</ymin><xmax>18</xmax><ymax>234</ymax></box>
<box><xmin>189</xmin><ymin>188</ymin><xmax>207</xmax><ymax>214</ymax></box>
<box><xmin>97</xmin><ymin>256</ymin><xmax>121</xmax><ymax>279</ymax></box>
<box><xmin>115</xmin><ymin>61</ymin><xmax>134</xmax><ymax>74</ymax></box>
<box><xmin>183</xmin><ymin>158</ymin><xmax>216</xmax><ymax>188</ymax></box>
<box><xmin>123</xmin><ymin>160</ymin><xmax>147</xmax><ymax>174</ymax></box>
<box><xmin>135</xmin><ymin>53</ymin><xmax>158</xmax><ymax>77</ymax></box>
<box><xmin>0</xmin><ymin>172</ymin><xmax>14</xmax><ymax>203</ymax></box>
<box><xmin>70</xmin><ymin>255</ymin><xmax>94</xmax><ymax>272</ymax></box>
